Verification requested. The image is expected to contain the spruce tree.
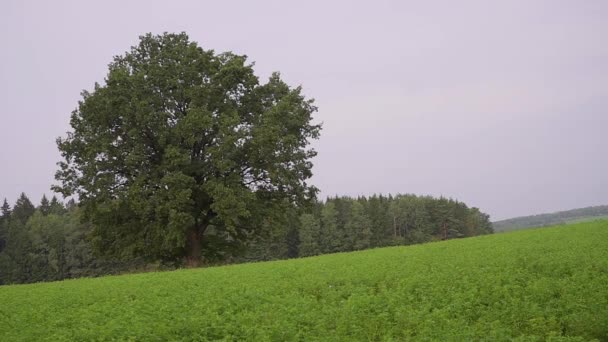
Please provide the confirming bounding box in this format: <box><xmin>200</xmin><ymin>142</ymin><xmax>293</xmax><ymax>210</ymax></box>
<box><xmin>349</xmin><ymin>201</ymin><xmax>371</xmax><ymax>250</ymax></box>
<box><xmin>49</xmin><ymin>196</ymin><xmax>66</xmax><ymax>215</ymax></box>
<box><xmin>298</xmin><ymin>213</ymin><xmax>321</xmax><ymax>257</ymax></box>
<box><xmin>320</xmin><ymin>201</ymin><xmax>341</xmax><ymax>253</ymax></box>
<box><xmin>12</xmin><ymin>193</ymin><xmax>35</xmax><ymax>224</ymax></box>
<box><xmin>39</xmin><ymin>195</ymin><xmax>51</xmax><ymax>216</ymax></box>
<box><xmin>0</xmin><ymin>198</ymin><xmax>10</xmax><ymax>253</ymax></box>
<box><xmin>1</xmin><ymin>198</ymin><xmax>10</xmax><ymax>218</ymax></box>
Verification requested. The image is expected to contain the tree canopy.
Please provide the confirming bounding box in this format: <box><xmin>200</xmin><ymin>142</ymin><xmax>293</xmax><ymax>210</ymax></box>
<box><xmin>54</xmin><ymin>33</ymin><xmax>320</xmax><ymax>265</ymax></box>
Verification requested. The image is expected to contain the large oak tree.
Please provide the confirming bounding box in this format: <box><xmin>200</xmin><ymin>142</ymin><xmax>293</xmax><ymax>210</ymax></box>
<box><xmin>54</xmin><ymin>33</ymin><xmax>320</xmax><ymax>266</ymax></box>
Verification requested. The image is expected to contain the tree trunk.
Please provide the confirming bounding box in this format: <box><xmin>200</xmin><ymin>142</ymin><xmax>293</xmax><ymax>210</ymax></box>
<box><xmin>186</xmin><ymin>228</ymin><xmax>202</xmax><ymax>268</ymax></box>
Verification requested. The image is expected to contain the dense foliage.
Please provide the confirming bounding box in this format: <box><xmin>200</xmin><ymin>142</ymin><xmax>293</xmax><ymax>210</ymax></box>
<box><xmin>0</xmin><ymin>193</ymin><xmax>491</xmax><ymax>285</ymax></box>
<box><xmin>1</xmin><ymin>220</ymin><xmax>606</xmax><ymax>340</ymax></box>
<box><xmin>53</xmin><ymin>32</ymin><xmax>320</xmax><ymax>266</ymax></box>
<box><xmin>493</xmin><ymin>205</ymin><xmax>608</xmax><ymax>231</ymax></box>
<box><xmin>0</xmin><ymin>194</ymin><xmax>145</xmax><ymax>285</ymax></box>
<box><xmin>246</xmin><ymin>194</ymin><xmax>493</xmax><ymax>261</ymax></box>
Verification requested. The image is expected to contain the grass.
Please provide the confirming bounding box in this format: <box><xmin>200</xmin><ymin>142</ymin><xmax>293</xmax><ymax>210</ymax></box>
<box><xmin>1</xmin><ymin>220</ymin><xmax>607</xmax><ymax>341</ymax></box>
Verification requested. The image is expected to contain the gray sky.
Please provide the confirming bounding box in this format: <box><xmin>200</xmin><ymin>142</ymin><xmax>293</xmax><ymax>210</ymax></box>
<box><xmin>1</xmin><ymin>0</ymin><xmax>607</xmax><ymax>220</ymax></box>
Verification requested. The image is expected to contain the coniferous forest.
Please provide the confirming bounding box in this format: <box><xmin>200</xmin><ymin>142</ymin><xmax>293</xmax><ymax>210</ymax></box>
<box><xmin>0</xmin><ymin>192</ymin><xmax>491</xmax><ymax>285</ymax></box>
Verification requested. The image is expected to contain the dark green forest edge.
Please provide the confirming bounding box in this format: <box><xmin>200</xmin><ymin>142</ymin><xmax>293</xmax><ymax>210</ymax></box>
<box><xmin>0</xmin><ymin>193</ymin><xmax>492</xmax><ymax>285</ymax></box>
<box><xmin>493</xmin><ymin>205</ymin><xmax>608</xmax><ymax>232</ymax></box>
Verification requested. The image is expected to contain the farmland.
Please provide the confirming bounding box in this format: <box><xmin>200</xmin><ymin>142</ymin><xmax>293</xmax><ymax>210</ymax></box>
<box><xmin>1</xmin><ymin>220</ymin><xmax>607</xmax><ymax>341</ymax></box>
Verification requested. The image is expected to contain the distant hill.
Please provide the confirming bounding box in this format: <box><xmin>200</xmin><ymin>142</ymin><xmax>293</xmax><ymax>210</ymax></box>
<box><xmin>493</xmin><ymin>205</ymin><xmax>608</xmax><ymax>232</ymax></box>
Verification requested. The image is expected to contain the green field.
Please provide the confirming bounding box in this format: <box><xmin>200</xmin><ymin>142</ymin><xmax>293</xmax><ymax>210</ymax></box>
<box><xmin>1</xmin><ymin>221</ymin><xmax>607</xmax><ymax>341</ymax></box>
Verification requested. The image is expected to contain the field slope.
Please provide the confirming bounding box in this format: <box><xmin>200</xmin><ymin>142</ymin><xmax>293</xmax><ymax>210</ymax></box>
<box><xmin>1</xmin><ymin>220</ymin><xmax>607</xmax><ymax>341</ymax></box>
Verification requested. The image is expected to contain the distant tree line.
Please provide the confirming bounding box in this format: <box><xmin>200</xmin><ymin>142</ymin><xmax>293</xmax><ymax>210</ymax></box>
<box><xmin>0</xmin><ymin>194</ymin><xmax>147</xmax><ymax>285</ymax></box>
<box><xmin>240</xmin><ymin>194</ymin><xmax>493</xmax><ymax>261</ymax></box>
<box><xmin>0</xmin><ymin>193</ymin><xmax>492</xmax><ymax>285</ymax></box>
<box><xmin>492</xmin><ymin>205</ymin><xmax>608</xmax><ymax>232</ymax></box>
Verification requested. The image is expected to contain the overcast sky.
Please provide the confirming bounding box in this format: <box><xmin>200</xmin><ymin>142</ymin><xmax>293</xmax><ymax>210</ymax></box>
<box><xmin>1</xmin><ymin>0</ymin><xmax>607</xmax><ymax>220</ymax></box>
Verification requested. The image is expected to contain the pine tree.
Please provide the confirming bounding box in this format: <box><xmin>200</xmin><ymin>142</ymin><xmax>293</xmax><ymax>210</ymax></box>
<box><xmin>366</xmin><ymin>195</ymin><xmax>385</xmax><ymax>247</ymax></box>
<box><xmin>1</xmin><ymin>198</ymin><xmax>10</xmax><ymax>218</ymax></box>
<box><xmin>0</xmin><ymin>218</ymin><xmax>33</xmax><ymax>284</ymax></box>
<box><xmin>298</xmin><ymin>213</ymin><xmax>321</xmax><ymax>257</ymax></box>
<box><xmin>39</xmin><ymin>195</ymin><xmax>51</xmax><ymax>216</ymax></box>
<box><xmin>408</xmin><ymin>198</ymin><xmax>432</xmax><ymax>243</ymax></box>
<box><xmin>1</xmin><ymin>195</ymin><xmax>35</xmax><ymax>283</ymax></box>
<box><xmin>285</xmin><ymin>210</ymin><xmax>301</xmax><ymax>259</ymax></box>
<box><xmin>333</xmin><ymin>197</ymin><xmax>352</xmax><ymax>251</ymax></box>
<box><xmin>0</xmin><ymin>198</ymin><xmax>10</xmax><ymax>253</ymax></box>
<box><xmin>12</xmin><ymin>193</ymin><xmax>35</xmax><ymax>224</ymax></box>
<box><xmin>349</xmin><ymin>201</ymin><xmax>372</xmax><ymax>250</ymax></box>
<box><xmin>49</xmin><ymin>196</ymin><xmax>65</xmax><ymax>215</ymax></box>
<box><xmin>320</xmin><ymin>201</ymin><xmax>341</xmax><ymax>253</ymax></box>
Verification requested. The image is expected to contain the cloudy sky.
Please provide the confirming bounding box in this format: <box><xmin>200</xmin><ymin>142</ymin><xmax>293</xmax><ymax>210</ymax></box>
<box><xmin>1</xmin><ymin>0</ymin><xmax>607</xmax><ymax>220</ymax></box>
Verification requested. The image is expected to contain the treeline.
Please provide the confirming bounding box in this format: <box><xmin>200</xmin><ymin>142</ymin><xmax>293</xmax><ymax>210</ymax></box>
<box><xmin>0</xmin><ymin>194</ymin><xmax>146</xmax><ymax>285</ymax></box>
<box><xmin>0</xmin><ymin>193</ymin><xmax>492</xmax><ymax>285</ymax></box>
<box><xmin>240</xmin><ymin>194</ymin><xmax>493</xmax><ymax>261</ymax></box>
<box><xmin>492</xmin><ymin>205</ymin><xmax>608</xmax><ymax>232</ymax></box>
